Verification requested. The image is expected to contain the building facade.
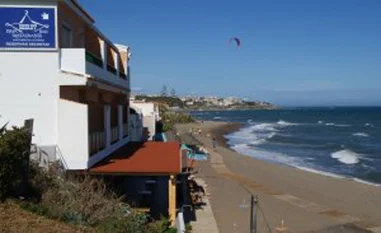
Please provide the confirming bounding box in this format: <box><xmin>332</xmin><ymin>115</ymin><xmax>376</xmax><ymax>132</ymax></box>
<box><xmin>0</xmin><ymin>0</ymin><xmax>131</xmax><ymax>170</ymax></box>
<box><xmin>130</xmin><ymin>100</ymin><xmax>160</xmax><ymax>141</ymax></box>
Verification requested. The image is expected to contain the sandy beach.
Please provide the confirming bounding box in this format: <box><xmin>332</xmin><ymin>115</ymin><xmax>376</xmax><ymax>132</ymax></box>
<box><xmin>175</xmin><ymin>121</ymin><xmax>381</xmax><ymax>233</ymax></box>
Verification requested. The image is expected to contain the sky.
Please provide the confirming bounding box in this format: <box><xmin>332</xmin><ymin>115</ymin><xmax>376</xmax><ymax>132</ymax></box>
<box><xmin>80</xmin><ymin>0</ymin><xmax>381</xmax><ymax>106</ymax></box>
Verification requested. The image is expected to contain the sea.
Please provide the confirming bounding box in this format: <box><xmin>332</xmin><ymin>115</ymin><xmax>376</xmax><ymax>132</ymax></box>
<box><xmin>190</xmin><ymin>107</ymin><xmax>381</xmax><ymax>186</ymax></box>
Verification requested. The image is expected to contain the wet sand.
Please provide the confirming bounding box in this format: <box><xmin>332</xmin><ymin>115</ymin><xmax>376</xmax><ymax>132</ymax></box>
<box><xmin>175</xmin><ymin>121</ymin><xmax>381</xmax><ymax>233</ymax></box>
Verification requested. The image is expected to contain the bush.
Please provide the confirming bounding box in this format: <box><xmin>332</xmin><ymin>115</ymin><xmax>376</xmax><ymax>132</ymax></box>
<box><xmin>0</xmin><ymin>125</ymin><xmax>31</xmax><ymax>201</ymax></box>
<box><xmin>160</xmin><ymin>108</ymin><xmax>194</xmax><ymax>132</ymax></box>
<box><xmin>35</xmin><ymin>175</ymin><xmax>129</xmax><ymax>227</ymax></box>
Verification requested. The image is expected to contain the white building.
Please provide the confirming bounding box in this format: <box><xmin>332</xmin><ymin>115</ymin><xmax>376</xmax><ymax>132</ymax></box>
<box><xmin>0</xmin><ymin>0</ymin><xmax>132</xmax><ymax>170</ymax></box>
<box><xmin>128</xmin><ymin>107</ymin><xmax>143</xmax><ymax>142</ymax></box>
<box><xmin>130</xmin><ymin>100</ymin><xmax>160</xmax><ymax>141</ymax></box>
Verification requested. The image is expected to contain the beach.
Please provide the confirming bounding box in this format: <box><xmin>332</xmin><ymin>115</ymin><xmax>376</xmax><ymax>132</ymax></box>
<box><xmin>175</xmin><ymin>121</ymin><xmax>381</xmax><ymax>233</ymax></box>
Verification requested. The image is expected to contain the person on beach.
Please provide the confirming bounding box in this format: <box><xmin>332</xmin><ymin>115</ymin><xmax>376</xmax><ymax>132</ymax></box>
<box><xmin>212</xmin><ymin>137</ymin><xmax>217</xmax><ymax>151</ymax></box>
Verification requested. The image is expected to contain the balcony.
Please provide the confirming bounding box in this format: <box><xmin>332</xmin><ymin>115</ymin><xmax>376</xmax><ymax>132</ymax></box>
<box><xmin>111</xmin><ymin>126</ymin><xmax>119</xmax><ymax>144</ymax></box>
<box><xmin>89</xmin><ymin>130</ymin><xmax>106</xmax><ymax>155</ymax></box>
<box><xmin>60</xmin><ymin>48</ymin><xmax>130</xmax><ymax>90</ymax></box>
<box><xmin>123</xmin><ymin>122</ymin><xmax>128</xmax><ymax>138</ymax></box>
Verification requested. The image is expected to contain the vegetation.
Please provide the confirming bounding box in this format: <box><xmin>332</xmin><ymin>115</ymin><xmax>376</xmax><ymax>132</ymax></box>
<box><xmin>0</xmin><ymin>124</ymin><xmax>31</xmax><ymax>201</ymax></box>
<box><xmin>135</xmin><ymin>95</ymin><xmax>184</xmax><ymax>108</ymax></box>
<box><xmin>159</xmin><ymin>105</ymin><xmax>195</xmax><ymax>132</ymax></box>
<box><xmin>0</xmin><ymin>124</ymin><xmax>181</xmax><ymax>233</ymax></box>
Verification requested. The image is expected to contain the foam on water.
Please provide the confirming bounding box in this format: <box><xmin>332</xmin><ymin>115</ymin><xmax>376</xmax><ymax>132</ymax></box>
<box><xmin>232</xmin><ymin>145</ymin><xmax>301</xmax><ymax>166</ymax></box>
<box><xmin>251</xmin><ymin>123</ymin><xmax>278</xmax><ymax>132</ymax></box>
<box><xmin>325</xmin><ymin>123</ymin><xmax>351</xmax><ymax>127</ymax></box>
<box><xmin>331</xmin><ymin>149</ymin><xmax>361</xmax><ymax>165</ymax></box>
<box><xmin>277</xmin><ymin>120</ymin><xmax>298</xmax><ymax>126</ymax></box>
<box><xmin>296</xmin><ymin>166</ymin><xmax>346</xmax><ymax>179</ymax></box>
<box><xmin>352</xmin><ymin>132</ymin><xmax>369</xmax><ymax>137</ymax></box>
<box><xmin>353</xmin><ymin>178</ymin><xmax>381</xmax><ymax>187</ymax></box>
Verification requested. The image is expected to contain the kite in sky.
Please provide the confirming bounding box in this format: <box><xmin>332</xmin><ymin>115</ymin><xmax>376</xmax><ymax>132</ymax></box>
<box><xmin>229</xmin><ymin>37</ymin><xmax>241</xmax><ymax>48</ymax></box>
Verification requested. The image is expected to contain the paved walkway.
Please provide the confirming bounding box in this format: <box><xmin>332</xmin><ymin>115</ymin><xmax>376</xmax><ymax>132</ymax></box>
<box><xmin>191</xmin><ymin>178</ymin><xmax>219</xmax><ymax>233</ymax></box>
<box><xmin>166</xmin><ymin>130</ymin><xmax>219</xmax><ymax>233</ymax></box>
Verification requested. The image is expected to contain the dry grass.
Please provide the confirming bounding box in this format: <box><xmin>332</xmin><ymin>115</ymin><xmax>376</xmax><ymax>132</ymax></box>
<box><xmin>0</xmin><ymin>202</ymin><xmax>88</xmax><ymax>233</ymax></box>
<box><xmin>39</xmin><ymin>175</ymin><xmax>128</xmax><ymax>226</ymax></box>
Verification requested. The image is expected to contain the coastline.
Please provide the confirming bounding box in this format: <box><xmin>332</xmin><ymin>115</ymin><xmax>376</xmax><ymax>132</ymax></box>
<box><xmin>175</xmin><ymin>121</ymin><xmax>381</xmax><ymax>232</ymax></box>
<box><xmin>209</xmin><ymin>122</ymin><xmax>242</xmax><ymax>149</ymax></box>
<box><xmin>206</xmin><ymin>120</ymin><xmax>381</xmax><ymax>187</ymax></box>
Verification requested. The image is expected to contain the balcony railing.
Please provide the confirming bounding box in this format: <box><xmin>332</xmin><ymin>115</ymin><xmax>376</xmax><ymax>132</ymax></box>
<box><xmin>60</xmin><ymin>48</ymin><xmax>129</xmax><ymax>90</ymax></box>
<box><xmin>107</xmin><ymin>64</ymin><xmax>117</xmax><ymax>75</ymax></box>
<box><xmin>89</xmin><ymin>131</ymin><xmax>106</xmax><ymax>156</ymax></box>
<box><xmin>86</xmin><ymin>51</ymin><xmax>103</xmax><ymax>68</ymax></box>
<box><xmin>111</xmin><ymin>126</ymin><xmax>119</xmax><ymax>144</ymax></box>
<box><xmin>119</xmin><ymin>71</ymin><xmax>127</xmax><ymax>79</ymax></box>
<box><xmin>123</xmin><ymin>122</ymin><xmax>128</xmax><ymax>137</ymax></box>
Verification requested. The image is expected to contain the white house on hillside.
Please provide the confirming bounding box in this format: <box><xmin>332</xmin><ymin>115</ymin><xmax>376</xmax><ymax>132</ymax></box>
<box><xmin>0</xmin><ymin>0</ymin><xmax>132</xmax><ymax>170</ymax></box>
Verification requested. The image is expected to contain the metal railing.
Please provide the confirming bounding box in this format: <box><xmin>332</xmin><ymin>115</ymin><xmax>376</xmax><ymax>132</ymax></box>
<box><xmin>123</xmin><ymin>122</ymin><xmax>128</xmax><ymax>137</ymax></box>
<box><xmin>111</xmin><ymin>126</ymin><xmax>119</xmax><ymax>143</ymax></box>
<box><xmin>89</xmin><ymin>131</ymin><xmax>106</xmax><ymax>155</ymax></box>
<box><xmin>55</xmin><ymin>145</ymin><xmax>69</xmax><ymax>171</ymax></box>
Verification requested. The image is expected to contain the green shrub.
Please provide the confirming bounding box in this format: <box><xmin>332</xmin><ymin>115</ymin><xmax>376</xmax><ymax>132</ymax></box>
<box><xmin>0</xmin><ymin>125</ymin><xmax>31</xmax><ymax>201</ymax></box>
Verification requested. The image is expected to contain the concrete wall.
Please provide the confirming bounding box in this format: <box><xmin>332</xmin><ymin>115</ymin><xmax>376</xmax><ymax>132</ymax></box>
<box><xmin>129</xmin><ymin>113</ymin><xmax>143</xmax><ymax>141</ymax></box>
<box><xmin>142</xmin><ymin>115</ymin><xmax>155</xmax><ymax>140</ymax></box>
<box><xmin>57</xmin><ymin>99</ymin><xmax>89</xmax><ymax>169</ymax></box>
<box><xmin>0</xmin><ymin>52</ymin><xmax>59</xmax><ymax>146</ymax></box>
<box><xmin>57</xmin><ymin>1</ymin><xmax>86</xmax><ymax>48</ymax></box>
<box><xmin>130</xmin><ymin>102</ymin><xmax>159</xmax><ymax>140</ymax></box>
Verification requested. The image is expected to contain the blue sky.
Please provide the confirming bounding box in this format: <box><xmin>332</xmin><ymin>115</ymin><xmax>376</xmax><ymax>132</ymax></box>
<box><xmin>80</xmin><ymin>0</ymin><xmax>381</xmax><ymax>106</ymax></box>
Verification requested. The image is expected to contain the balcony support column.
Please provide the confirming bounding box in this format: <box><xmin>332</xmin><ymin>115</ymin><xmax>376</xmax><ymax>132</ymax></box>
<box><xmin>118</xmin><ymin>105</ymin><xmax>123</xmax><ymax>140</ymax></box>
<box><xmin>104</xmin><ymin>105</ymin><xmax>111</xmax><ymax>147</ymax></box>
<box><xmin>100</xmin><ymin>40</ymin><xmax>107</xmax><ymax>70</ymax></box>
<box><xmin>114</xmin><ymin>52</ymin><xmax>120</xmax><ymax>77</ymax></box>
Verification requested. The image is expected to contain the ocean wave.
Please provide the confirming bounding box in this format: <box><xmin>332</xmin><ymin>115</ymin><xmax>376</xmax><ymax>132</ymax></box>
<box><xmin>213</xmin><ymin>116</ymin><xmax>222</xmax><ymax>120</ymax></box>
<box><xmin>251</xmin><ymin>123</ymin><xmax>278</xmax><ymax>132</ymax></box>
<box><xmin>325</xmin><ymin>122</ymin><xmax>351</xmax><ymax>127</ymax></box>
<box><xmin>249</xmin><ymin>139</ymin><xmax>267</xmax><ymax>146</ymax></box>
<box><xmin>352</xmin><ymin>132</ymin><xmax>369</xmax><ymax>137</ymax></box>
<box><xmin>317</xmin><ymin>120</ymin><xmax>324</xmax><ymax>124</ymax></box>
<box><xmin>365</xmin><ymin>123</ymin><xmax>374</xmax><ymax>127</ymax></box>
<box><xmin>231</xmin><ymin>143</ymin><xmax>250</xmax><ymax>150</ymax></box>
<box><xmin>331</xmin><ymin>149</ymin><xmax>361</xmax><ymax>165</ymax></box>
<box><xmin>352</xmin><ymin>178</ymin><xmax>381</xmax><ymax>187</ymax></box>
<box><xmin>277</xmin><ymin>120</ymin><xmax>298</xmax><ymax>126</ymax></box>
<box><xmin>231</xmin><ymin>146</ymin><xmax>301</xmax><ymax>166</ymax></box>
<box><xmin>226</xmin><ymin>124</ymin><xmax>277</xmax><ymax>147</ymax></box>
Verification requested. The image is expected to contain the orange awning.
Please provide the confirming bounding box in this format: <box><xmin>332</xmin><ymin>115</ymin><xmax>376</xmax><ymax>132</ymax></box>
<box><xmin>89</xmin><ymin>141</ymin><xmax>181</xmax><ymax>175</ymax></box>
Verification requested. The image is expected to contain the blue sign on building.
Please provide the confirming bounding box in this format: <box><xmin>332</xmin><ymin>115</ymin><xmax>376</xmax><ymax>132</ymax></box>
<box><xmin>0</xmin><ymin>7</ymin><xmax>56</xmax><ymax>49</ymax></box>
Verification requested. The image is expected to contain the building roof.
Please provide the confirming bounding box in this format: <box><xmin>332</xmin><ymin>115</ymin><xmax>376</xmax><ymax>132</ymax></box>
<box><xmin>70</xmin><ymin>0</ymin><xmax>95</xmax><ymax>23</ymax></box>
<box><xmin>89</xmin><ymin>142</ymin><xmax>181</xmax><ymax>175</ymax></box>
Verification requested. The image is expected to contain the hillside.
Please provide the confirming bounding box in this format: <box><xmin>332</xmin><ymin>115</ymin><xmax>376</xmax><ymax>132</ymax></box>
<box><xmin>0</xmin><ymin>202</ymin><xmax>84</xmax><ymax>233</ymax></box>
<box><xmin>134</xmin><ymin>95</ymin><xmax>278</xmax><ymax>110</ymax></box>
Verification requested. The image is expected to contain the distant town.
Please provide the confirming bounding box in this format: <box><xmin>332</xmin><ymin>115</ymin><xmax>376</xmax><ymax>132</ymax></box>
<box><xmin>132</xmin><ymin>91</ymin><xmax>278</xmax><ymax>111</ymax></box>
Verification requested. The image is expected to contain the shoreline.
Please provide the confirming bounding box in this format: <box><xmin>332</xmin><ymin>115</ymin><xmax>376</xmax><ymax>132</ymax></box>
<box><xmin>176</xmin><ymin>121</ymin><xmax>381</xmax><ymax>232</ymax></box>
<box><xmin>208</xmin><ymin>122</ymin><xmax>242</xmax><ymax>149</ymax></box>
<box><xmin>203</xmin><ymin>120</ymin><xmax>381</xmax><ymax>187</ymax></box>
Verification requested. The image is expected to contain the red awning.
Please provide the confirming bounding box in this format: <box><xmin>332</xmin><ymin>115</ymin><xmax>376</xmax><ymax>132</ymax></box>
<box><xmin>89</xmin><ymin>141</ymin><xmax>181</xmax><ymax>175</ymax></box>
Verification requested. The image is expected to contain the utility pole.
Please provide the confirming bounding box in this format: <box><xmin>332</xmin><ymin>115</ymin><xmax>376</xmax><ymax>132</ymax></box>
<box><xmin>250</xmin><ymin>195</ymin><xmax>258</xmax><ymax>233</ymax></box>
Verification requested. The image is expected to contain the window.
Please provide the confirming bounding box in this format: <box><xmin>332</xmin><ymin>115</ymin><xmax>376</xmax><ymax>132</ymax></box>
<box><xmin>61</xmin><ymin>24</ymin><xmax>72</xmax><ymax>48</ymax></box>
